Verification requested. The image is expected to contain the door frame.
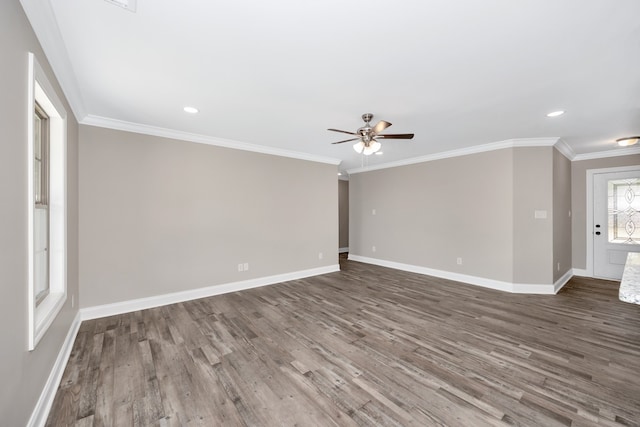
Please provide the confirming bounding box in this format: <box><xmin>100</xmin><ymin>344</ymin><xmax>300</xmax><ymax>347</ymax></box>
<box><xmin>586</xmin><ymin>165</ymin><xmax>640</xmax><ymax>277</ymax></box>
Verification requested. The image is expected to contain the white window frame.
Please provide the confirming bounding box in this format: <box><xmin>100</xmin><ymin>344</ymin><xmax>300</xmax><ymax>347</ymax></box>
<box><xmin>27</xmin><ymin>52</ymin><xmax>67</xmax><ymax>351</ymax></box>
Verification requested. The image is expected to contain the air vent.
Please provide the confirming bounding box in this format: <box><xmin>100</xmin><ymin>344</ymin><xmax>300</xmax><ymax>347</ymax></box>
<box><xmin>104</xmin><ymin>0</ymin><xmax>137</xmax><ymax>12</ymax></box>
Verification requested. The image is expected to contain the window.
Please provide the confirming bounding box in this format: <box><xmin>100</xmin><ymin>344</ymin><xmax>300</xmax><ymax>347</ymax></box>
<box><xmin>34</xmin><ymin>102</ymin><xmax>50</xmax><ymax>306</ymax></box>
<box><xmin>34</xmin><ymin>102</ymin><xmax>49</xmax><ymax>206</ymax></box>
<box><xmin>608</xmin><ymin>178</ymin><xmax>640</xmax><ymax>244</ymax></box>
<box><xmin>28</xmin><ymin>53</ymin><xmax>67</xmax><ymax>350</ymax></box>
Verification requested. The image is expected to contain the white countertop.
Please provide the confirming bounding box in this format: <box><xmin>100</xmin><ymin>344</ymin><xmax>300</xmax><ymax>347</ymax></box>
<box><xmin>620</xmin><ymin>252</ymin><xmax>640</xmax><ymax>305</ymax></box>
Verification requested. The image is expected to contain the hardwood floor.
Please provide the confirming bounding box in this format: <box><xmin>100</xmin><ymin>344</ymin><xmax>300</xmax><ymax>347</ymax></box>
<box><xmin>47</xmin><ymin>257</ymin><xmax>640</xmax><ymax>426</ymax></box>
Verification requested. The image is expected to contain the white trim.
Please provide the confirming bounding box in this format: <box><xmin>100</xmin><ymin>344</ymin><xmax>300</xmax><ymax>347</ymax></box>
<box><xmin>339</xmin><ymin>247</ymin><xmax>349</xmax><ymax>253</ymax></box>
<box><xmin>19</xmin><ymin>0</ymin><xmax>86</xmax><ymax>120</ymax></box>
<box><xmin>586</xmin><ymin>165</ymin><xmax>640</xmax><ymax>278</ymax></box>
<box><xmin>347</xmin><ymin>138</ymin><xmax>640</xmax><ymax>175</ymax></box>
<box><xmin>553</xmin><ymin>138</ymin><xmax>575</xmax><ymax>160</ymax></box>
<box><xmin>27</xmin><ymin>311</ymin><xmax>81</xmax><ymax>427</ymax></box>
<box><xmin>28</xmin><ymin>53</ymin><xmax>68</xmax><ymax>350</ymax></box>
<box><xmin>554</xmin><ymin>269</ymin><xmax>574</xmax><ymax>293</ymax></box>
<box><xmin>573</xmin><ymin>146</ymin><xmax>640</xmax><ymax>161</ymax></box>
<box><xmin>27</xmin><ymin>53</ymin><xmax>36</xmax><ymax>348</ymax></box>
<box><xmin>82</xmin><ymin>115</ymin><xmax>342</xmax><ymax>166</ymax></box>
<box><xmin>347</xmin><ymin>138</ymin><xmax>561</xmax><ymax>174</ymax></box>
<box><xmin>572</xmin><ymin>268</ymin><xmax>589</xmax><ymax>277</ymax></box>
<box><xmin>80</xmin><ymin>265</ymin><xmax>340</xmax><ymax>320</ymax></box>
<box><xmin>348</xmin><ymin>255</ymin><xmax>561</xmax><ymax>294</ymax></box>
<box><xmin>586</xmin><ymin>169</ymin><xmax>595</xmax><ymax>277</ymax></box>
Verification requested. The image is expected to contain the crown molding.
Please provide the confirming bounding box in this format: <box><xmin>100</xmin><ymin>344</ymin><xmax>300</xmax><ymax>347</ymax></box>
<box><xmin>82</xmin><ymin>115</ymin><xmax>342</xmax><ymax>165</ymax></box>
<box><xmin>572</xmin><ymin>145</ymin><xmax>640</xmax><ymax>161</ymax></box>
<box><xmin>348</xmin><ymin>136</ymin><xmax>640</xmax><ymax>174</ymax></box>
<box><xmin>20</xmin><ymin>0</ymin><xmax>86</xmax><ymax>121</ymax></box>
<box><xmin>347</xmin><ymin>137</ymin><xmax>561</xmax><ymax>174</ymax></box>
<box><xmin>510</xmin><ymin>137</ymin><xmax>561</xmax><ymax>147</ymax></box>
<box><xmin>553</xmin><ymin>138</ymin><xmax>576</xmax><ymax>160</ymax></box>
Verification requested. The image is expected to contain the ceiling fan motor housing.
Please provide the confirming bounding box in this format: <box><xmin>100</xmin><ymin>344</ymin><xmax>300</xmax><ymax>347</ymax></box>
<box><xmin>358</xmin><ymin>127</ymin><xmax>373</xmax><ymax>143</ymax></box>
<box><xmin>358</xmin><ymin>113</ymin><xmax>374</xmax><ymax>144</ymax></box>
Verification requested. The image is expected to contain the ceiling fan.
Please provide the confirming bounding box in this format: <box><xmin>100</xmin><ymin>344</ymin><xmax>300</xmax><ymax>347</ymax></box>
<box><xmin>329</xmin><ymin>113</ymin><xmax>414</xmax><ymax>155</ymax></box>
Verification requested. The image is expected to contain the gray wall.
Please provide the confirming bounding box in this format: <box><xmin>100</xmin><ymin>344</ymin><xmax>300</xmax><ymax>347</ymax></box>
<box><xmin>553</xmin><ymin>148</ymin><xmax>572</xmax><ymax>282</ymax></box>
<box><xmin>79</xmin><ymin>126</ymin><xmax>338</xmax><ymax>307</ymax></box>
<box><xmin>350</xmin><ymin>148</ymin><xmax>515</xmax><ymax>283</ymax></box>
<box><xmin>350</xmin><ymin>146</ymin><xmax>574</xmax><ymax>285</ymax></box>
<box><xmin>512</xmin><ymin>147</ymin><xmax>553</xmax><ymax>284</ymax></box>
<box><xmin>571</xmin><ymin>154</ymin><xmax>640</xmax><ymax>270</ymax></box>
<box><xmin>0</xmin><ymin>1</ymin><xmax>80</xmax><ymax>425</ymax></box>
<box><xmin>338</xmin><ymin>180</ymin><xmax>349</xmax><ymax>249</ymax></box>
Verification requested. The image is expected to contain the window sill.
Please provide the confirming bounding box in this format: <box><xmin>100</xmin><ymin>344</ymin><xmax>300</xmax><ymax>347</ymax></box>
<box><xmin>31</xmin><ymin>292</ymin><xmax>66</xmax><ymax>350</ymax></box>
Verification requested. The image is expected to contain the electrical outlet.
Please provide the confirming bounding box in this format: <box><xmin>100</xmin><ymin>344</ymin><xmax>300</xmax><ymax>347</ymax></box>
<box><xmin>318</xmin><ymin>252</ymin><xmax>323</xmax><ymax>260</ymax></box>
<box><xmin>372</xmin><ymin>208</ymin><xmax>376</xmax><ymax>215</ymax></box>
<box><xmin>244</xmin><ymin>262</ymin><xmax>249</xmax><ymax>271</ymax></box>
<box><xmin>557</xmin><ymin>262</ymin><xmax>560</xmax><ymax>271</ymax></box>
<box><xmin>372</xmin><ymin>246</ymin><xmax>376</xmax><ymax>252</ymax></box>
<box><xmin>71</xmin><ymin>295</ymin><xmax>75</xmax><ymax>308</ymax></box>
<box><xmin>457</xmin><ymin>257</ymin><xmax>462</xmax><ymax>265</ymax></box>
<box><xmin>238</xmin><ymin>263</ymin><xmax>244</xmax><ymax>272</ymax></box>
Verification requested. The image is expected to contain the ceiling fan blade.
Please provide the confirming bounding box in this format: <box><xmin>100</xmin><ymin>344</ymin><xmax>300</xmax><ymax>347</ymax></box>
<box><xmin>331</xmin><ymin>137</ymin><xmax>360</xmax><ymax>144</ymax></box>
<box><xmin>372</xmin><ymin>120</ymin><xmax>392</xmax><ymax>134</ymax></box>
<box><xmin>328</xmin><ymin>128</ymin><xmax>357</xmax><ymax>135</ymax></box>
<box><xmin>376</xmin><ymin>133</ymin><xmax>414</xmax><ymax>139</ymax></box>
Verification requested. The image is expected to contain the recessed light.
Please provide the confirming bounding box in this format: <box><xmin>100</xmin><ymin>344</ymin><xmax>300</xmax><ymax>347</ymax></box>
<box><xmin>546</xmin><ymin>110</ymin><xmax>565</xmax><ymax>117</ymax></box>
<box><xmin>183</xmin><ymin>106</ymin><xmax>199</xmax><ymax>114</ymax></box>
<box><xmin>375</xmin><ymin>151</ymin><xmax>383</xmax><ymax>155</ymax></box>
<box><xmin>616</xmin><ymin>136</ymin><xmax>640</xmax><ymax>147</ymax></box>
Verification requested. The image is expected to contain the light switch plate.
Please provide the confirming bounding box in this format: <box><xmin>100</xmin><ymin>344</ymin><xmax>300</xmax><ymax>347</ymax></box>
<box><xmin>534</xmin><ymin>210</ymin><xmax>547</xmax><ymax>219</ymax></box>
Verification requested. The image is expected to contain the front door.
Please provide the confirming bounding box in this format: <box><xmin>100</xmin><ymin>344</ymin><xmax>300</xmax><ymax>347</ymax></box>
<box><xmin>593</xmin><ymin>169</ymin><xmax>640</xmax><ymax>280</ymax></box>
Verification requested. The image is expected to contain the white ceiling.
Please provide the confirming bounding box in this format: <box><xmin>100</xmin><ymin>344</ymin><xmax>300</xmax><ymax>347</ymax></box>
<box><xmin>23</xmin><ymin>0</ymin><xmax>640</xmax><ymax>172</ymax></box>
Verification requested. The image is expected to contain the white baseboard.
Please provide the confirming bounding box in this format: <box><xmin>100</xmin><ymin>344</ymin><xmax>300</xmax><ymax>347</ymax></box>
<box><xmin>339</xmin><ymin>247</ymin><xmax>349</xmax><ymax>253</ymax></box>
<box><xmin>27</xmin><ymin>311</ymin><xmax>82</xmax><ymax>427</ymax></box>
<box><xmin>571</xmin><ymin>268</ymin><xmax>590</xmax><ymax>277</ymax></box>
<box><xmin>553</xmin><ymin>269</ymin><xmax>574</xmax><ymax>293</ymax></box>
<box><xmin>348</xmin><ymin>255</ymin><xmax>565</xmax><ymax>295</ymax></box>
<box><xmin>81</xmin><ymin>264</ymin><xmax>340</xmax><ymax>321</ymax></box>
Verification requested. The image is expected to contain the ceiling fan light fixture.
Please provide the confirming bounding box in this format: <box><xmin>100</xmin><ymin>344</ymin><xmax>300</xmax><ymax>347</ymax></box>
<box><xmin>363</xmin><ymin>142</ymin><xmax>381</xmax><ymax>156</ymax></box>
<box><xmin>371</xmin><ymin>141</ymin><xmax>382</xmax><ymax>153</ymax></box>
<box><xmin>353</xmin><ymin>141</ymin><xmax>365</xmax><ymax>154</ymax></box>
<box><xmin>616</xmin><ymin>136</ymin><xmax>640</xmax><ymax>147</ymax></box>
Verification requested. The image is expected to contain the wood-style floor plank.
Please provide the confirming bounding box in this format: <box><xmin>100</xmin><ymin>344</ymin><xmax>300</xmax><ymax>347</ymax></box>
<box><xmin>47</xmin><ymin>256</ymin><xmax>640</xmax><ymax>426</ymax></box>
